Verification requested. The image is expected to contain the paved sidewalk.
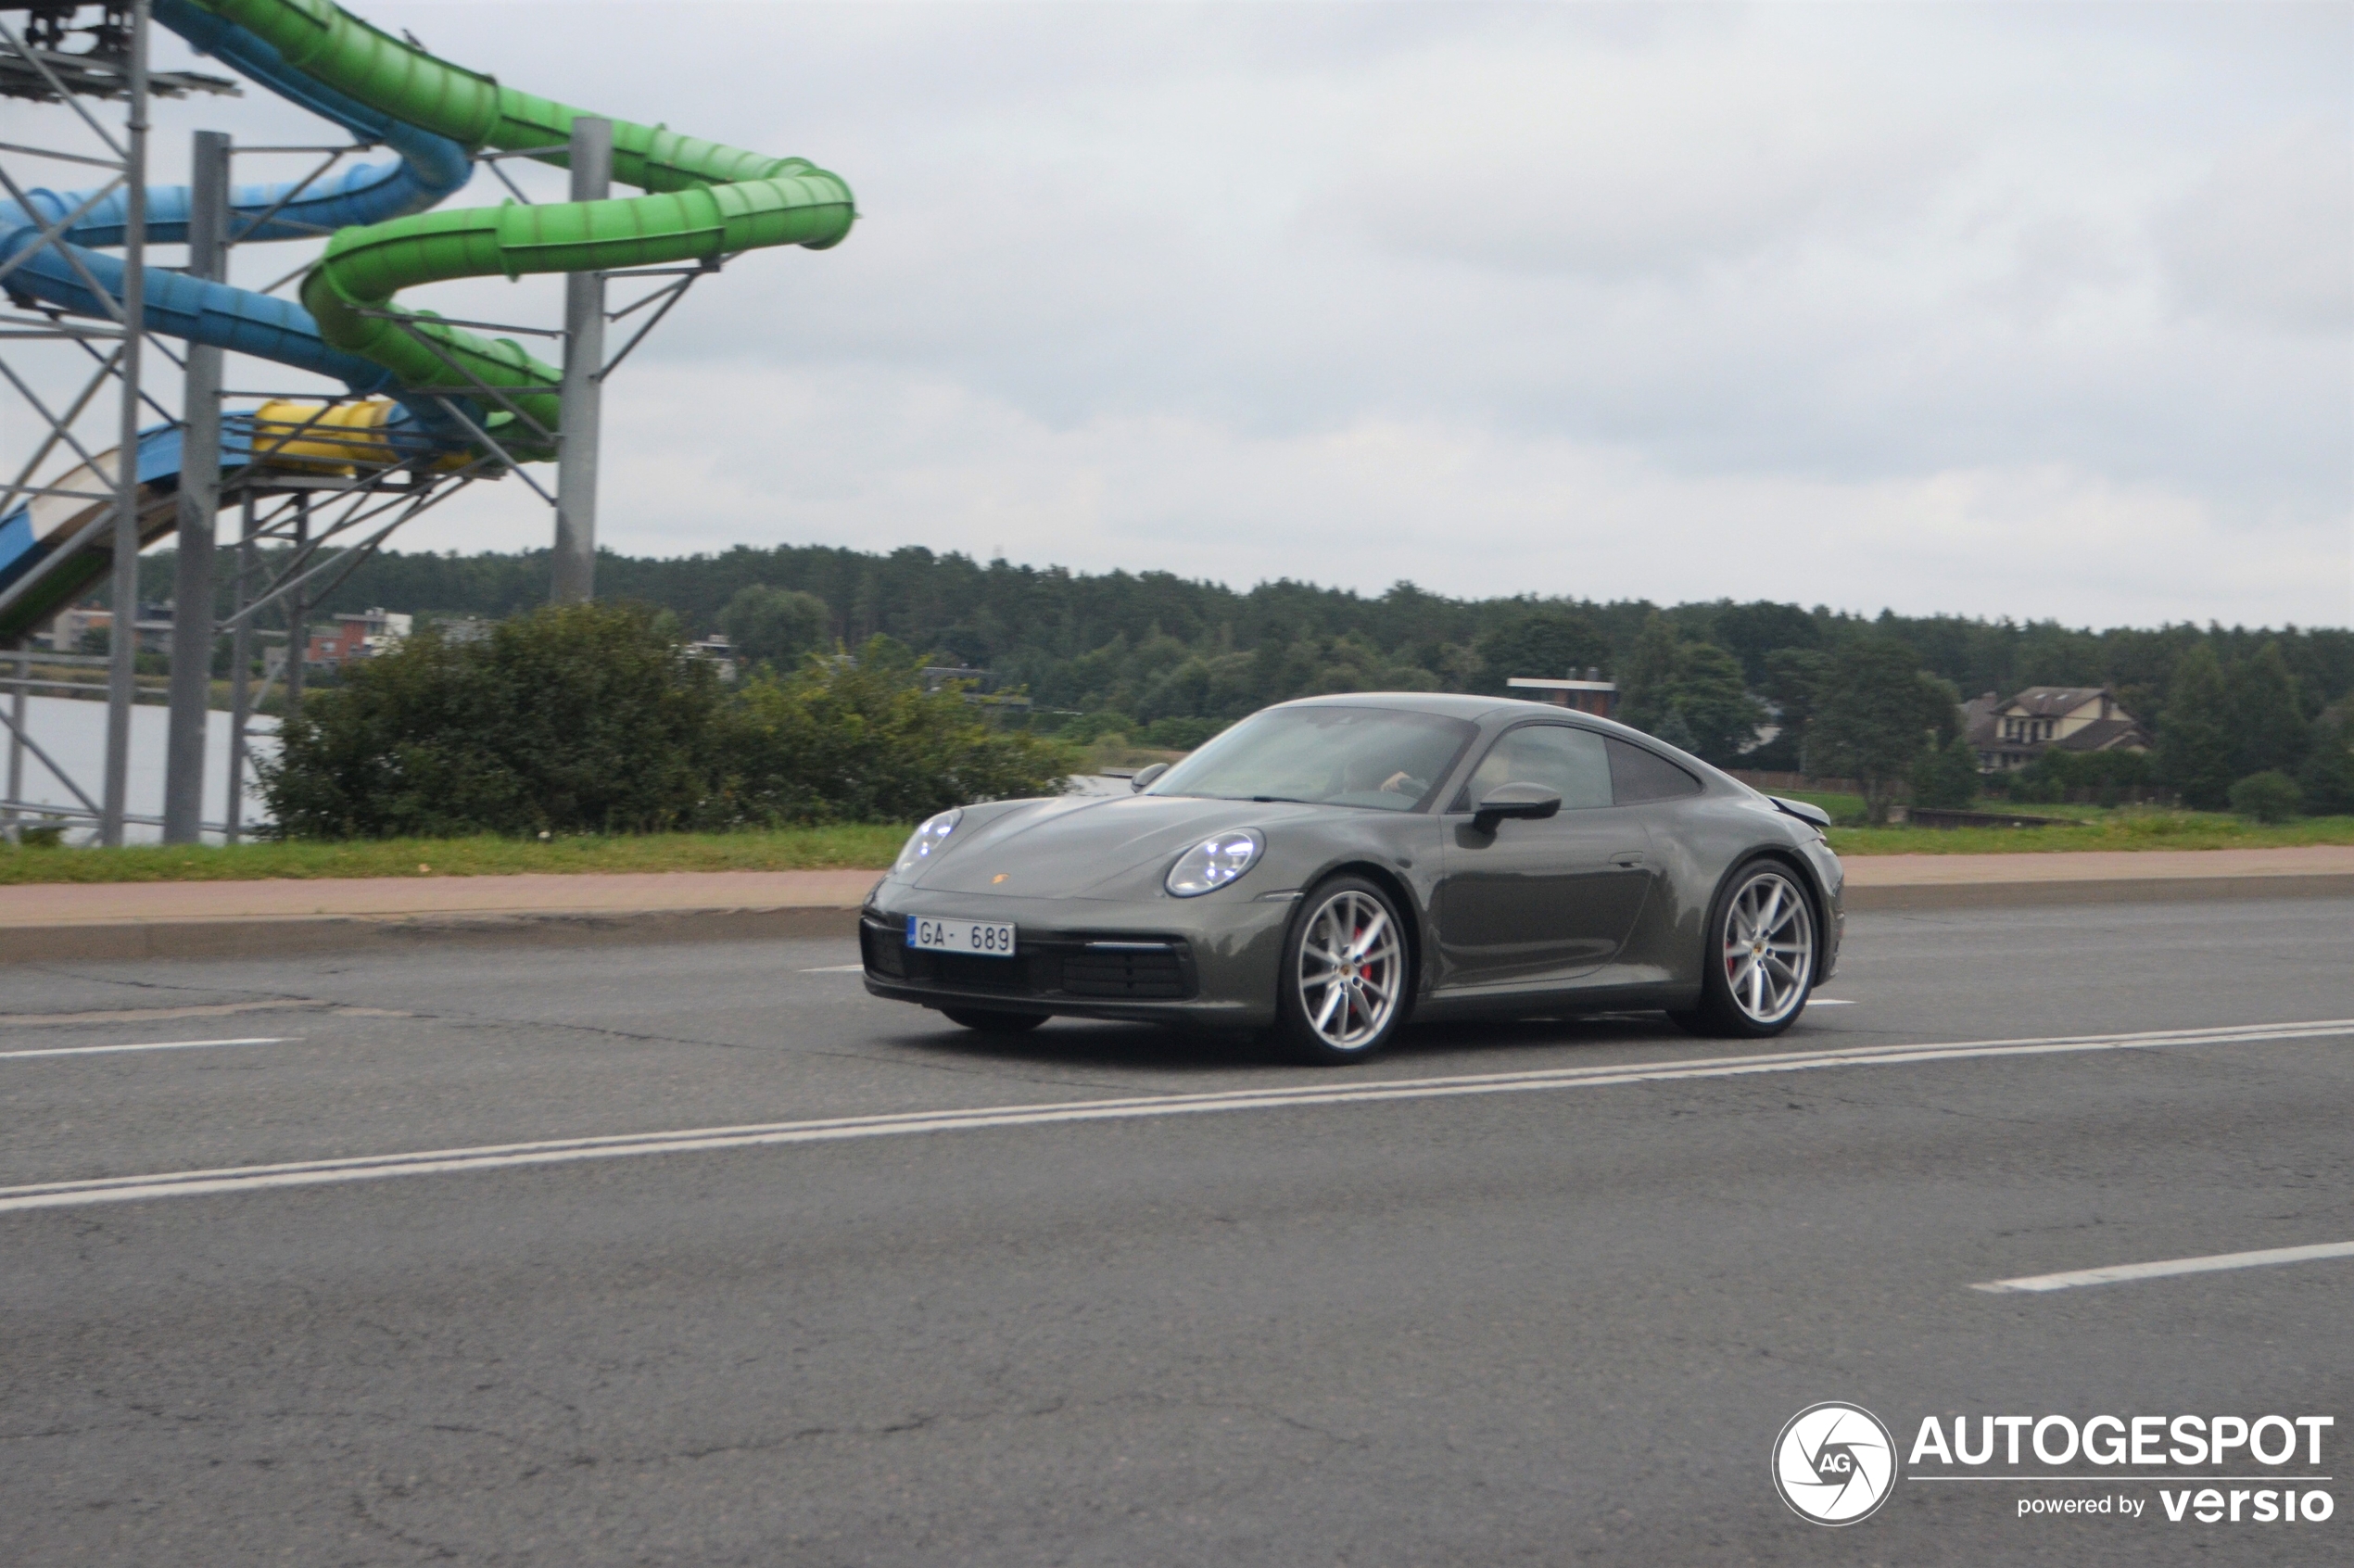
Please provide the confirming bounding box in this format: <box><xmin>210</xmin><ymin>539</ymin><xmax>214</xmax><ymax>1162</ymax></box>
<box><xmin>1</xmin><ymin>869</ymin><xmax>883</xmax><ymax>928</ymax></box>
<box><xmin>2</xmin><ymin>849</ymin><xmax>2348</xmax><ymax>963</ymax></box>
<box><xmin>0</xmin><ymin>869</ymin><xmax>884</xmax><ymax>963</ymax></box>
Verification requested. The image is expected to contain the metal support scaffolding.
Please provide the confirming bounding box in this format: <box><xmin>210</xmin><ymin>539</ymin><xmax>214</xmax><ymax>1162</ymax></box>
<box><xmin>162</xmin><ymin>126</ymin><xmax>226</xmax><ymax>842</ymax></box>
<box><xmin>94</xmin><ymin>0</ymin><xmax>146</xmax><ymax>846</ymax></box>
<box><xmin>551</xmin><ymin>116</ymin><xmax>609</xmax><ymax>605</ymax></box>
<box><xmin>283</xmin><ymin>491</ymin><xmax>306</xmax><ymax>720</ymax></box>
<box><xmin>3</xmin><ymin>640</ymin><xmax>24</xmax><ymax>842</ymax></box>
<box><xmin>224</xmin><ymin>489</ymin><xmax>255</xmax><ymax>841</ymax></box>
<box><xmin>5</xmin><ymin>25</ymin><xmax>715</xmax><ymax>845</ymax></box>
<box><xmin>0</xmin><ymin>12</ymin><xmax>476</xmax><ymax>845</ymax></box>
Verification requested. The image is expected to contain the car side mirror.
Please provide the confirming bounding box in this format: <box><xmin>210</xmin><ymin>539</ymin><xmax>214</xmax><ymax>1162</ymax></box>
<box><xmin>1471</xmin><ymin>781</ymin><xmax>1561</xmax><ymax>833</ymax></box>
<box><xmin>1132</xmin><ymin>762</ymin><xmax>1171</xmax><ymax>792</ymax></box>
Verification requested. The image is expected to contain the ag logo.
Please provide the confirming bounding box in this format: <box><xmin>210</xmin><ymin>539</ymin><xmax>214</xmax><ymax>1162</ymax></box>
<box><xmin>1772</xmin><ymin>1402</ymin><xmax>1897</xmax><ymax>1525</ymax></box>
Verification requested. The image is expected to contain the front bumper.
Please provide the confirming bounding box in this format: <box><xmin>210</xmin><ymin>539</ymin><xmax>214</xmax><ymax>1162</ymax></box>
<box><xmin>858</xmin><ymin>885</ymin><xmax>1297</xmax><ymax>1028</ymax></box>
<box><xmin>1803</xmin><ymin>839</ymin><xmax>1845</xmax><ymax>981</ymax></box>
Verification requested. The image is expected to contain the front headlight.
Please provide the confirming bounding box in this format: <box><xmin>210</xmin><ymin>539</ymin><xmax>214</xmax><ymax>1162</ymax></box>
<box><xmin>893</xmin><ymin>808</ymin><xmax>963</xmax><ymax>877</ymax></box>
<box><xmin>1166</xmin><ymin>829</ymin><xmax>1262</xmax><ymax>897</ymax></box>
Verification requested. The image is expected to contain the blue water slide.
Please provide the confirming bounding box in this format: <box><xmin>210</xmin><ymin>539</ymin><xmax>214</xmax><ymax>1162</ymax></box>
<box><xmin>0</xmin><ymin>0</ymin><xmax>479</xmax><ymax>632</ymax></box>
<box><xmin>1</xmin><ymin>0</ymin><xmax>472</xmax><ymax>388</ymax></box>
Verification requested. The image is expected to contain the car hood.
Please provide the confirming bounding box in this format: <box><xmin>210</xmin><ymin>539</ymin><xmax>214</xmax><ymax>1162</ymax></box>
<box><xmin>893</xmin><ymin>792</ymin><xmax>1322</xmax><ymax>900</ymax></box>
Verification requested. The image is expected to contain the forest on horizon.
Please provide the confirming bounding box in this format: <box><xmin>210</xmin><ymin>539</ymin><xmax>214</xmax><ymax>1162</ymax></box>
<box><xmin>130</xmin><ymin>541</ymin><xmax>2354</xmax><ymax>762</ymax></box>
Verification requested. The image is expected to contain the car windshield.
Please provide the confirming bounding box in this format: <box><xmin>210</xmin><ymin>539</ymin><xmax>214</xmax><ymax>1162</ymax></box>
<box><xmin>1144</xmin><ymin>705</ymin><xmax>1476</xmax><ymax>812</ymax></box>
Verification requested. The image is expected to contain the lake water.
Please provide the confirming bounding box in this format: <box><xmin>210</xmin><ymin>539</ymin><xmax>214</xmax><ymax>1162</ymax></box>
<box><xmin>6</xmin><ymin>696</ymin><xmax>279</xmax><ymax>843</ymax></box>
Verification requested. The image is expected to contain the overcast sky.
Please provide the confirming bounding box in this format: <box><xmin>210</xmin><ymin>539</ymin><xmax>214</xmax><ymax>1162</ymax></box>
<box><xmin>119</xmin><ymin>2</ymin><xmax>2354</xmax><ymax>626</ymax></box>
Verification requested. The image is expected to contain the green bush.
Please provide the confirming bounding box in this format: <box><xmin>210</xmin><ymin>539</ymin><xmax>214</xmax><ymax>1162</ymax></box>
<box><xmin>1140</xmin><ymin>715</ymin><xmax>1223</xmax><ymax>750</ymax></box>
<box><xmin>2001</xmin><ymin>767</ymin><xmax>2059</xmax><ymax>803</ymax></box>
<box><xmin>1053</xmin><ymin>710</ymin><xmax>1142</xmax><ymax>745</ymax></box>
<box><xmin>1806</xmin><ymin>637</ymin><xmax>1959</xmax><ymax>825</ymax></box>
<box><xmin>260</xmin><ymin>603</ymin><xmax>732</xmax><ymax>838</ymax></box>
<box><xmin>1910</xmin><ymin>734</ymin><xmax>1981</xmax><ymax>810</ymax></box>
<box><xmin>2227</xmin><ymin>770</ymin><xmax>2304</xmax><ymax>825</ymax></box>
<box><xmin>259</xmin><ymin>608</ymin><xmax>1079</xmax><ymax>839</ymax></box>
<box><xmin>2158</xmin><ymin>646</ymin><xmax>2234</xmax><ymax>809</ymax></box>
<box><xmin>2007</xmin><ymin>745</ymin><xmax>2152</xmax><ymax>805</ymax></box>
<box><xmin>719</xmin><ymin>639</ymin><xmax>1080</xmax><ymax>824</ymax></box>
<box><xmin>2297</xmin><ymin>719</ymin><xmax>2354</xmax><ymax>816</ymax></box>
<box><xmin>718</xmin><ymin>584</ymin><xmax>831</xmax><ymax>669</ymax></box>
<box><xmin>1472</xmin><ymin>608</ymin><xmax>1609</xmax><ymax>695</ymax></box>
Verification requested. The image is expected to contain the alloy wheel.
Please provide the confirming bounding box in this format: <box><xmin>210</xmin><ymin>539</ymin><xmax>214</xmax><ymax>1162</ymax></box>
<box><xmin>1296</xmin><ymin>888</ymin><xmax>1404</xmax><ymax>1052</ymax></box>
<box><xmin>1721</xmin><ymin>869</ymin><xmax>1815</xmax><ymax>1026</ymax></box>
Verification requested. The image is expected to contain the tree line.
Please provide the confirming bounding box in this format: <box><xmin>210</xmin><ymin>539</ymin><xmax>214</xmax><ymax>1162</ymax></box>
<box><xmin>133</xmin><ymin>541</ymin><xmax>2353</xmax><ymax>718</ymax></box>
<box><xmin>132</xmin><ymin>541</ymin><xmax>2352</xmax><ymax>827</ymax></box>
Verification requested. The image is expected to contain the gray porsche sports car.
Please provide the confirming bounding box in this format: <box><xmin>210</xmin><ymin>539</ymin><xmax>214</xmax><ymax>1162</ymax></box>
<box><xmin>861</xmin><ymin>692</ymin><xmax>1843</xmax><ymax>1063</ymax></box>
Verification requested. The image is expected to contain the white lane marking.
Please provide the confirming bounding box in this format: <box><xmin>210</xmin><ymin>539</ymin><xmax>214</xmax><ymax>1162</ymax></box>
<box><xmin>1808</xmin><ymin>998</ymin><xmax>1855</xmax><ymax>1006</ymax></box>
<box><xmin>1</xmin><ymin>1017</ymin><xmax>2345</xmax><ymax>1214</ymax></box>
<box><xmin>1972</xmin><ymin>1239</ymin><xmax>2354</xmax><ymax>1295</ymax></box>
<box><xmin>0</xmin><ymin>1036</ymin><xmax>289</xmax><ymax>1062</ymax></box>
<box><xmin>799</xmin><ymin>964</ymin><xmax>867</xmax><ymax>973</ymax></box>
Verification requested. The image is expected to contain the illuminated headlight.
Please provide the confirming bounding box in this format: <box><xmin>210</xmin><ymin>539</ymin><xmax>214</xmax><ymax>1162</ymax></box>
<box><xmin>1166</xmin><ymin>829</ymin><xmax>1262</xmax><ymax>897</ymax></box>
<box><xmin>893</xmin><ymin>808</ymin><xmax>963</xmax><ymax>877</ymax></box>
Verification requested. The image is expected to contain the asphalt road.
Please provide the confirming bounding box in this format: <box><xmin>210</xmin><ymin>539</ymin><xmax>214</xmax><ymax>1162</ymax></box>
<box><xmin>3</xmin><ymin>898</ymin><xmax>2349</xmax><ymax>1565</ymax></box>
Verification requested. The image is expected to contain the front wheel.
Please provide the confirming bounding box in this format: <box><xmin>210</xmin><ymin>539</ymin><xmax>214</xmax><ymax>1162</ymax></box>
<box><xmin>1667</xmin><ymin>862</ymin><xmax>1816</xmax><ymax>1039</ymax></box>
<box><xmin>1272</xmin><ymin>877</ymin><xmax>1411</xmax><ymax>1065</ymax></box>
<box><xmin>940</xmin><ymin>1006</ymin><xmax>1048</xmax><ymax>1034</ymax></box>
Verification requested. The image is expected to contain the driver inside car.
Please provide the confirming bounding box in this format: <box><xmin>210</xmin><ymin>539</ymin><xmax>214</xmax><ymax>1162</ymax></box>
<box><xmin>1342</xmin><ymin>753</ymin><xmax>1428</xmax><ymax>801</ymax></box>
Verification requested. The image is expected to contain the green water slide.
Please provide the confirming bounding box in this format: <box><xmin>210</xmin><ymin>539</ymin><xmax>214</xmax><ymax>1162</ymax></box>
<box><xmin>195</xmin><ymin>0</ymin><xmax>856</xmax><ymax>459</ymax></box>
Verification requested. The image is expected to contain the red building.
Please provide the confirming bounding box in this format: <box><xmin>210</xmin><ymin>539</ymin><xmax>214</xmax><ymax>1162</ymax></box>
<box><xmin>306</xmin><ymin>607</ymin><xmax>411</xmax><ymax>667</ymax></box>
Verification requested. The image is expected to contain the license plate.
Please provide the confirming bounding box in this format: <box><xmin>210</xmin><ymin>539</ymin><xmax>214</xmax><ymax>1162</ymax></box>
<box><xmin>906</xmin><ymin>916</ymin><xmax>1018</xmax><ymax>957</ymax></box>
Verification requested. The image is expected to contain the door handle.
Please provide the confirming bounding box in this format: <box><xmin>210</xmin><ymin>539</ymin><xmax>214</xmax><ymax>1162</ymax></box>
<box><xmin>1610</xmin><ymin>850</ymin><xmax>1646</xmax><ymax>867</ymax></box>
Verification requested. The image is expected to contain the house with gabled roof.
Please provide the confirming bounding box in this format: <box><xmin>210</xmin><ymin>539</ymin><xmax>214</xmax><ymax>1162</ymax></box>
<box><xmin>1965</xmin><ymin>686</ymin><xmax>2151</xmax><ymax>773</ymax></box>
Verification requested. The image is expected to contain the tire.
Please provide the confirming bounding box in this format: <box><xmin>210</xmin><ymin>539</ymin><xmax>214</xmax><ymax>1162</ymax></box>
<box><xmin>940</xmin><ymin>1006</ymin><xmax>1048</xmax><ymax>1034</ymax></box>
<box><xmin>1272</xmin><ymin>876</ymin><xmax>1412</xmax><ymax>1065</ymax></box>
<box><xmin>1666</xmin><ymin>859</ymin><xmax>1818</xmax><ymax>1039</ymax></box>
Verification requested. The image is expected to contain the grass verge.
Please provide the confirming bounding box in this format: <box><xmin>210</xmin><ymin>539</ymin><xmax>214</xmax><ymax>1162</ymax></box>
<box><xmin>1828</xmin><ymin>814</ymin><xmax>2354</xmax><ymax>855</ymax></box>
<box><xmin>1763</xmin><ymin>788</ymin><xmax>2354</xmax><ymax>852</ymax></box>
<box><xmin>6</xmin><ymin>809</ymin><xmax>2350</xmax><ymax>884</ymax></box>
<box><xmin>0</xmin><ymin>825</ymin><xmax>909</xmax><ymax>884</ymax></box>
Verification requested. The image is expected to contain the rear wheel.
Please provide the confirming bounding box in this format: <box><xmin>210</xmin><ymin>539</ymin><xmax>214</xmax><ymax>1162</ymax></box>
<box><xmin>1272</xmin><ymin>876</ymin><xmax>1411</xmax><ymax>1065</ymax></box>
<box><xmin>940</xmin><ymin>1006</ymin><xmax>1048</xmax><ymax>1034</ymax></box>
<box><xmin>1667</xmin><ymin>861</ymin><xmax>1816</xmax><ymax>1039</ymax></box>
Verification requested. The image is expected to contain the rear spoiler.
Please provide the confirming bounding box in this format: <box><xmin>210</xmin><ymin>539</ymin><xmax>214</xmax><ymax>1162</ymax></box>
<box><xmin>1767</xmin><ymin>795</ymin><xmax>1832</xmax><ymax>831</ymax></box>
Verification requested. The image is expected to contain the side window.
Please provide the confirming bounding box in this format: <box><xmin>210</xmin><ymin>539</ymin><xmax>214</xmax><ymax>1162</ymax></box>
<box><xmin>1462</xmin><ymin>726</ymin><xmax>1614</xmax><ymax>811</ymax></box>
<box><xmin>1605</xmin><ymin>736</ymin><xmax>1702</xmax><ymax>803</ymax></box>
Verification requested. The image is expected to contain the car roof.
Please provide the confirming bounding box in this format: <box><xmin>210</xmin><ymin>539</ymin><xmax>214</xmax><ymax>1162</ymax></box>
<box><xmin>1273</xmin><ymin>690</ymin><xmax>1666</xmax><ymax>730</ymax></box>
<box><xmin>1273</xmin><ymin>691</ymin><xmax>1527</xmax><ymax>721</ymax></box>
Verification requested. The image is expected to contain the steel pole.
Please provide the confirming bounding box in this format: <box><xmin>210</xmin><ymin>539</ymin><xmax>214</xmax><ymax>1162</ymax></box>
<box><xmin>551</xmin><ymin>116</ymin><xmax>611</xmax><ymax>605</ymax></box>
<box><xmin>5</xmin><ymin>642</ymin><xmax>23</xmax><ymax>844</ymax></box>
<box><xmin>224</xmin><ymin>489</ymin><xmax>254</xmax><ymax>841</ymax></box>
<box><xmin>99</xmin><ymin>0</ymin><xmax>151</xmax><ymax>846</ymax></box>
<box><xmin>284</xmin><ymin>494</ymin><xmax>307</xmax><ymax>720</ymax></box>
<box><xmin>163</xmin><ymin>129</ymin><xmax>229</xmax><ymax>842</ymax></box>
